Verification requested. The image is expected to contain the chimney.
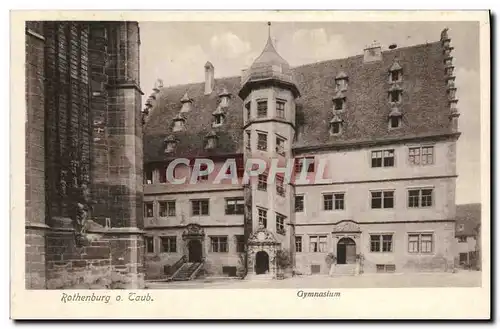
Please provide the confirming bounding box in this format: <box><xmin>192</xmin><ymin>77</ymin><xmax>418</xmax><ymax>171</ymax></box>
<box><xmin>363</xmin><ymin>41</ymin><xmax>382</xmax><ymax>63</ymax></box>
<box><xmin>204</xmin><ymin>61</ymin><xmax>215</xmax><ymax>95</ymax></box>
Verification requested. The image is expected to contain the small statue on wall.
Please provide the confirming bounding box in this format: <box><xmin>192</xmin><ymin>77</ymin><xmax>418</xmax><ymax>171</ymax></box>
<box><xmin>71</xmin><ymin>182</ymin><xmax>95</xmax><ymax>246</ymax></box>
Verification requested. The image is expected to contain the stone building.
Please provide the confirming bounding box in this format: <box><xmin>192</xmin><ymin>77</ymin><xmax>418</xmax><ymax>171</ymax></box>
<box><xmin>25</xmin><ymin>21</ymin><xmax>144</xmax><ymax>289</ymax></box>
<box><xmin>142</xmin><ymin>25</ymin><xmax>461</xmax><ymax>280</ymax></box>
<box><xmin>455</xmin><ymin>203</ymin><xmax>481</xmax><ymax>270</ymax></box>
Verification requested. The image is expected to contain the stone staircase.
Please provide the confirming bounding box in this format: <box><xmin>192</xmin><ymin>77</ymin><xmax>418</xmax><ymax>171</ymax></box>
<box><xmin>172</xmin><ymin>261</ymin><xmax>204</xmax><ymax>281</ymax></box>
<box><xmin>332</xmin><ymin>264</ymin><xmax>357</xmax><ymax>277</ymax></box>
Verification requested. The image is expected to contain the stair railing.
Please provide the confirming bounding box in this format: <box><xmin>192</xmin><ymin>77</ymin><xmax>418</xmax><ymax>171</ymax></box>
<box><xmin>170</xmin><ymin>255</ymin><xmax>187</xmax><ymax>279</ymax></box>
<box><xmin>189</xmin><ymin>257</ymin><xmax>206</xmax><ymax>280</ymax></box>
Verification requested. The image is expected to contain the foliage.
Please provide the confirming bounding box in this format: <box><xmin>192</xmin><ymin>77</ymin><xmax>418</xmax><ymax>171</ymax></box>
<box><xmin>276</xmin><ymin>249</ymin><xmax>291</xmax><ymax>270</ymax></box>
<box><xmin>325</xmin><ymin>252</ymin><xmax>336</xmax><ymax>266</ymax></box>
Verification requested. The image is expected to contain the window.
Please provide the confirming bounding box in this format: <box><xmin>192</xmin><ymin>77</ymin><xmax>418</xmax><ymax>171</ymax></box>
<box><xmin>331</xmin><ymin>122</ymin><xmax>342</xmax><ymax>135</ymax></box>
<box><xmin>276</xmin><ymin>135</ymin><xmax>286</xmax><ymax>156</ymax></box>
<box><xmin>236</xmin><ymin>235</ymin><xmax>245</xmax><ymax>253</ymax></box>
<box><xmin>323</xmin><ymin>193</ymin><xmax>345</xmax><ymax>210</ymax></box>
<box><xmin>458</xmin><ymin>236</ymin><xmax>467</xmax><ymax>243</ymax></box>
<box><xmin>214</xmin><ymin>115</ymin><xmax>224</xmax><ymax>126</ymax></box>
<box><xmin>276</xmin><ymin>100</ymin><xmax>285</xmax><ymax>119</ymax></box>
<box><xmin>409</xmin><ymin>146</ymin><xmax>434</xmax><ymax>165</ymax></box>
<box><xmin>145</xmin><ymin>170</ymin><xmax>153</xmax><ymax>184</ymax></box>
<box><xmin>376</xmin><ymin>264</ymin><xmax>396</xmax><ymax>273</ymax></box>
<box><xmin>225</xmin><ymin>198</ymin><xmax>244</xmax><ymax>215</ymax></box>
<box><xmin>159</xmin><ymin>201</ymin><xmax>176</xmax><ymax>217</ymax></box>
<box><xmin>371</xmin><ymin>191</ymin><xmax>394</xmax><ymax>209</ymax></box>
<box><xmin>276</xmin><ymin>175</ymin><xmax>285</xmax><ymax>197</ymax></box>
<box><xmin>295</xmin><ymin>236</ymin><xmax>302</xmax><ymax>252</ymax></box>
<box><xmin>196</xmin><ymin>164</ymin><xmax>209</xmax><ymax>181</ymax></box>
<box><xmin>391</xmin><ymin>70</ymin><xmax>401</xmax><ymax>83</ymax></box>
<box><xmin>160</xmin><ymin>236</ymin><xmax>177</xmax><ymax>253</ymax></box>
<box><xmin>334</xmin><ymin>98</ymin><xmax>344</xmax><ymax>111</ymax></box>
<box><xmin>295</xmin><ymin>195</ymin><xmax>304</xmax><ymax>212</ymax></box>
<box><xmin>191</xmin><ymin>199</ymin><xmax>209</xmax><ymax>216</ymax></box>
<box><xmin>145</xmin><ymin>236</ymin><xmax>154</xmax><ymax>253</ymax></box>
<box><xmin>173</xmin><ymin>120</ymin><xmax>184</xmax><ymax>132</ymax></box>
<box><xmin>276</xmin><ymin>213</ymin><xmax>286</xmax><ymax>235</ymax></box>
<box><xmin>408</xmin><ymin>188</ymin><xmax>433</xmax><ymax>208</ymax></box>
<box><xmin>459</xmin><ymin>253</ymin><xmax>467</xmax><ymax>263</ymax></box>
<box><xmin>245</xmin><ymin>102</ymin><xmax>251</xmax><ymax>120</ymax></box>
<box><xmin>370</xmin><ymin>234</ymin><xmax>393</xmax><ymax>252</ymax></box>
<box><xmin>371</xmin><ymin>149</ymin><xmax>395</xmax><ymax>168</ymax></box>
<box><xmin>158</xmin><ymin>167</ymin><xmax>167</xmax><ymax>183</ymax></box>
<box><xmin>245</xmin><ymin>130</ymin><xmax>251</xmax><ymax>150</ymax></box>
<box><xmin>258</xmin><ymin>208</ymin><xmax>267</xmax><ymax>228</ymax></box>
<box><xmin>144</xmin><ymin>202</ymin><xmax>154</xmax><ymax>218</ymax></box>
<box><xmin>310</xmin><ymin>235</ymin><xmax>327</xmax><ymax>253</ymax></box>
<box><xmin>210</xmin><ymin>236</ymin><xmax>228</xmax><ymax>253</ymax></box>
<box><xmin>295</xmin><ymin>157</ymin><xmax>315</xmax><ymax>173</ymax></box>
<box><xmin>390</xmin><ymin>90</ymin><xmax>401</xmax><ymax>103</ymax></box>
<box><xmin>257</xmin><ymin>132</ymin><xmax>267</xmax><ymax>151</ymax></box>
<box><xmin>390</xmin><ymin>116</ymin><xmax>401</xmax><ymax>129</ymax></box>
<box><xmin>408</xmin><ymin>233</ymin><xmax>433</xmax><ymax>253</ymax></box>
<box><xmin>257</xmin><ymin>100</ymin><xmax>267</xmax><ymax>118</ymax></box>
<box><xmin>257</xmin><ymin>174</ymin><xmax>267</xmax><ymax>191</ymax></box>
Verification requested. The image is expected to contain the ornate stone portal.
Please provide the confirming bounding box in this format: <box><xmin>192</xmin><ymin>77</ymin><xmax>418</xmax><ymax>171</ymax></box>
<box><xmin>247</xmin><ymin>225</ymin><xmax>280</xmax><ymax>277</ymax></box>
<box><xmin>182</xmin><ymin>223</ymin><xmax>205</xmax><ymax>262</ymax></box>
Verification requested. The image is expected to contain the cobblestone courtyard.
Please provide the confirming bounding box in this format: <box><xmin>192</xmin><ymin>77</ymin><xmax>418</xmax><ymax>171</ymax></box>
<box><xmin>146</xmin><ymin>270</ymin><xmax>482</xmax><ymax>289</ymax></box>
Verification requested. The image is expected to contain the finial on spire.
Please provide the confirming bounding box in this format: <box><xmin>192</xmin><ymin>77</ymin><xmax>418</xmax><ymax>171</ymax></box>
<box><xmin>267</xmin><ymin>22</ymin><xmax>271</xmax><ymax>38</ymax></box>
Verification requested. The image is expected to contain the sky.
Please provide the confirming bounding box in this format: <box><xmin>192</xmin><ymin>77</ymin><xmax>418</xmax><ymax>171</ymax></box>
<box><xmin>138</xmin><ymin>21</ymin><xmax>480</xmax><ymax>205</ymax></box>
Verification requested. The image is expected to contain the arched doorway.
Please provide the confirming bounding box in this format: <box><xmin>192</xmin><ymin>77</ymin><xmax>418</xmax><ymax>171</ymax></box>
<box><xmin>337</xmin><ymin>237</ymin><xmax>356</xmax><ymax>264</ymax></box>
<box><xmin>188</xmin><ymin>240</ymin><xmax>202</xmax><ymax>262</ymax></box>
<box><xmin>255</xmin><ymin>251</ymin><xmax>269</xmax><ymax>274</ymax></box>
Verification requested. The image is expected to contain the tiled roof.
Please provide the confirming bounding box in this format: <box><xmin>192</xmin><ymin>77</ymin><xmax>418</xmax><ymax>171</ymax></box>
<box><xmin>455</xmin><ymin>203</ymin><xmax>481</xmax><ymax>236</ymax></box>
<box><xmin>144</xmin><ymin>40</ymin><xmax>455</xmax><ymax>163</ymax></box>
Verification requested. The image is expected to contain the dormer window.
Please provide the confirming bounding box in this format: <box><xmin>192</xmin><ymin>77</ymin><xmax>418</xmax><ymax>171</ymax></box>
<box><xmin>389</xmin><ymin>60</ymin><xmax>403</xmax><ymax>83</ymax></box>
<box><xmin>180</xmin><ymin>92</ymin><xmax>193</xmax><ymax>113</ymax></box>
<box><xmin>334</xmin><ymin>98</ymin><xmax>345</xmax><ymax>111</ymax></box>
<box><xmin>445</xmin><ymin>65</ymin><xmax>455</xmax><ymax>77</ymax></box>
<box><xmin>172</xmin><ymin>113</ymin><xmax>186</xmax><ymax>132</ymax></box>
<box><xmin>388</xmin><ymin>108</ymin><xmax>402</xmax><ymax>129</ymax></box>
<box><xmin>335</xmin><ymin>71</ymin><xmax>348</xmax><ymax>91</ymax></box>
<box><xmin>257</xmin><ymin>100</ymin><xmax>268</xmax><ymax>118</ymax></box>
<box><xmin>163</xmin><ymin>135</ymin><xmax>178</xmax><ymax>154</ymax></box>
<box><xmin>329</xmin><ymin>114</ymin><xmax>343</xmax><ymax>135</ymax></box>
<box><xmin>205</xmin><ymin>131</ymin><xmax>217</xmax><ymax>149</ymax></box>
<box><xmin>212</xmin><ymin>106</ymin><xmax>225</xmax><ymax>127</ymax></box>
<box><xmin>388</xmin><ymin>85</ymin><xmax>403</xmax><ymax>104</ymax></box>
<box><xmin>218</xmin><ymin>87</ymin><xmax>232</xmax><ymax>108</ymax></box>
<box><xmin>391</xmin><ymin>70</ymin><xmax>401</xmax><ymax>83</ymax></box>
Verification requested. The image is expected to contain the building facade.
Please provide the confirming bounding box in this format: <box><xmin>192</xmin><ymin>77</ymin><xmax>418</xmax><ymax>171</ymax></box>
<box><xmin>455</xmin><ymin>203</ymin><xmax>481</xmax><ymax>270</ymax></box>
<box><xmin>25</xmin><ymin>21</ymin><xmax>145</xmax><ymax>289</ymax></box>
<box><xmin>142</xmin><ymin>26</ymin><xmax>460</xmax><ymax>279</ymax></box>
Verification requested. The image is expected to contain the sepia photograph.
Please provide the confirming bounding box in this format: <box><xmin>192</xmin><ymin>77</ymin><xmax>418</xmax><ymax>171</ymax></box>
<box><xmin>13</xmin><ymin>10</ymin><xmax>490</xmax><ymax>319</ymax></box>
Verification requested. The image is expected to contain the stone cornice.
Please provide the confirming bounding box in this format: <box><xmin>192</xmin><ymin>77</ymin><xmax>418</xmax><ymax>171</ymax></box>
<box><xmin>107</xmin><ymin>82</ymin><xmax>144</xmax><ymax>95</ymax></box>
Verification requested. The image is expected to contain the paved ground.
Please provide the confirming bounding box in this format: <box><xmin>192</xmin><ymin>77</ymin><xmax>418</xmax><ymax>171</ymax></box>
<box><xmin>146</xmin><ymin>270</ymin><xmax>482</xmax><ymax>289</ymax></box>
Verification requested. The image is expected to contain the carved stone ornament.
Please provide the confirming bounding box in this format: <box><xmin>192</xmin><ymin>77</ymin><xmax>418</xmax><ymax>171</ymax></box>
<box><xmin>248</xmin><ymin>225</ymin><xmax>279</xmax><ymax>246</ymax></box>
<box><xmin>71</xmin><ymin>183</ymin><xmax>95</xmax><ymax>247</ymax></box>
<box><xmin>332</xmin><ymin>220</ymin><xmax>361</xmax><ymax>233</ymax></box>
<box><xmin>182</xmin><ymin>223</ymin><xmax>205</xmax><ymax>240</ymax></box>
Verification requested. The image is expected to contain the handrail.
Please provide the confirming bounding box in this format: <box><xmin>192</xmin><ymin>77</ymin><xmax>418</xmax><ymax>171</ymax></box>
<box><xmin>189</xmin><ymin>257</ymin><xmax>205</xmax><ymax>280</ymax></box>
<box><xmin>169</xmin><ymin>255</ymin><xmax>187</xmax><ymax>278</ymax></box>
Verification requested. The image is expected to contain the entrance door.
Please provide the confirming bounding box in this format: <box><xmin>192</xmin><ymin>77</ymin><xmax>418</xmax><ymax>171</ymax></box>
<box><xmin>337</xmin><ymin>237</ymin><xmax>356</xmax><ymax>264</ymax></box>
<box><xmin>188</xmin><ymin>240</ymin><xmax>202</xmax><ymax>263</ymax></box>
<box><xmin>255</xmin><ymin>251</ymin><xmax>269</xmax><ymax>274</ymax></box>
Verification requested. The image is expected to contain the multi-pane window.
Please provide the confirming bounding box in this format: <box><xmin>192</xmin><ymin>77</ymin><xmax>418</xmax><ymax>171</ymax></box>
<box><xmin>196</xmin><ymin>164</ymin><xmax>209</xmax><ymax>181</ymax></box>
<box><xmin>276</xmin><ymin>175</ymin><xmax>285</xmax><ymax>197</ymax></box>
<box><xmin>225</xmin><ymin>198</ymin><xmax>244</xmax><ymax>215</ymax></box>
<box><xmin>245</xmin><ymin>130</ymin><xmax>251</xmax><ymax>150</ymax></box>
<box><xmin>276</xmin><ymin>213</ymin><xmax>286</xmax><ymax>235</ymax></box>
<box><xmin>191</xmin><ymin>199</ymin><xmax>209</xmax><ymax>216</ymax></box>
<box><xmin>258</xmin><ymin>208</ymin><xmax>267</xmax><ymax>228</ymax></box>
<box><xmin>276</xmin><ymin>135</ymin><xmax>286</xmax><ymax>156</ymax></box>
<box><xmin>159</xmin><ymin>201</ymin><xmax>176</xmax><ymax>217</ymax></box>
<box><xmin>310</xmin><ymin>235</ymin><xmax>327</xmax><ymax>253</ymax></box>
<box><xmin>370</xmin><ymin>234</ymin><xmax>393</xmax><ymax>252</ymax></box>
<box><xmin>160</xmin><ymin>236</ymin><xmax>177</xmax><ymax>253</ymax></box>
<box><xmin>295</xmin><ymin>157</ymin><xmax>315</xmax><ymax>173</ymax></box>
<box><xmin>257</xmin><ymin>132</ymin><xmax>268</xmax><ymax>151</ymax></box>
<box><xmin>295</xmin><ymin>236</ymin><xmax>302</xmax><ymax>252</ymax></box>
<box><xmin>145</xmin><ymin>236</ymin><xmax>154</xmax><ymax>253</ymax></box>
<box><xmin>408</xmin><ymin>188</ymin><xmax>433</xmax><ymax>208</ymax></box>
<box><xmin>458</xmin><ymin>236</ymin><xmax>467</xmax><ymax>243</ymax></box>
<box><xmin>258</xmin><ymin>174</ymin><xmax>267</xmax><ymax>191</ymax></box>
<box><xmin>276</xmin><ymin>100</ymin><xmax>285</xmax><ymax>119</ymax></box>
<box><xmin>408</xmin><ymin>233</ymin><xmax>433</xmax><ymax>253</ymax></box>
<box><xmin>236</xmin><ymin>235</ymin><xmax>245</xmax><ymax>253</ymax></box>
<box><xmin>245</xmin><ymin>102</ymin><xmax>251</xmax><ymax>120</ymax></box>
<box><xmin>323</xmin><ymin>193</ymin><xmax>345</xmax><ymax>210</ymax></box>
<box><xmin>295</xmin><ymin>195</ymin><xmax>304</xmax><ymax>212</ymax></box>
<box><xmin>371</xmin><ymin>191</ymin><xmax>394</xmax><ymax>209</ymax></box>
<box><xmin>371</xmin><ymin>149</ymin><xmax>395</xmax><ymax>167</ymax></box>
<box><xmin>409</xmin><ymin>146</ymin><xmax>434</xmax><ymax>165</ymax></box>
<box><xmin>210</xmin><ymin>236</ymin><xmax>228</xmax><ymax>253</ymax></box>
<box><xmin>144</xmin><ymin>202</ymin><xmax>154</xmax><ymax>218</ymax></box>
<box><xmin>257</xmin><ymin>100</ymin><xmax>267</xmax><ymax>118</ymax></box>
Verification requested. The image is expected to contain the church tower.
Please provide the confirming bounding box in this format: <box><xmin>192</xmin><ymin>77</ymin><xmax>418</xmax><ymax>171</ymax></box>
<box><xmin>239</xmin><ymin>23</ymin><xmax>300</xmax><ymax>278</ymax></box>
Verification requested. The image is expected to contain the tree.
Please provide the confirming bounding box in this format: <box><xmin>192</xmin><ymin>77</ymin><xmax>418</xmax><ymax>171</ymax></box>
<box><xmin>275</xmin><ymin>249</ymin><xmax>291</xmax><ymax>279</ymax></box>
